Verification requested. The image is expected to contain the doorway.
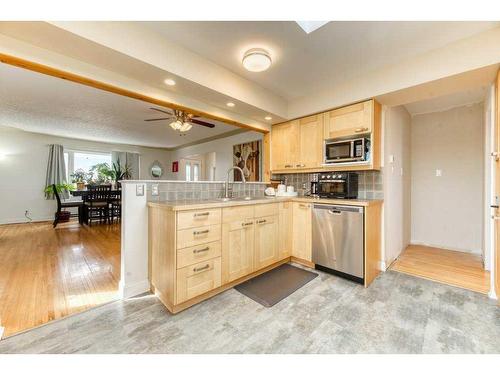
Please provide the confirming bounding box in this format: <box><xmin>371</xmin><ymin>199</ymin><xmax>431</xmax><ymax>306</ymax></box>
<box><xmin>386</xmin><ymin>87</ymin><xmax>493</xmax><ymax>295</ymax></box>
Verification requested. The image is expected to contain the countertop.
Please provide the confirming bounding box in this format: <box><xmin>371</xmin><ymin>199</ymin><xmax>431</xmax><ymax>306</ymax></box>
<box><xmin>147</xmin><ymin>196</ymin><xmax>383</xmax><ymax>211</ymax></box>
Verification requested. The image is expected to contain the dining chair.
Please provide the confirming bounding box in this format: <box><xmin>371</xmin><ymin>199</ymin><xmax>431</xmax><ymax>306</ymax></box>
<box><xmin>52</xmin><ymin>184</ymin><xmax>84</xmax><ymax>228</ymax></box>
<box><xmin>85</xmin><ymin>185</ymin><xmax>112</xmax><ymax>226</ymax></box>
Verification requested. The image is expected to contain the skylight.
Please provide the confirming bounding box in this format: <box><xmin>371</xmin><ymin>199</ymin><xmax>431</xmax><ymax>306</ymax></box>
<box><xmin>296</xmin><ymin>21</ymin><xmax>329</xmax><ymax>34</ymax></box>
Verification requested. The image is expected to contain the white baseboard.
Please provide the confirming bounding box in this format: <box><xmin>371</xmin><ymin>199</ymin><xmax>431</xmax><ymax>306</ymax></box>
<box><xmin>379</xmin><ymin>261</ymin><xmax>387</xmax><ymax>272</ymax></box>
<box><xmin>0</xmin><ymin>326</ymin><xmax>4</xmax><ymax>340</ymax></box>
<box><xmin>0</xmin><ymin>216</ymin><xmax>52</xmax><ymax>225</ymax></box>
<box><xmin>488</xmin><ymin>289</ymin><xmax>497</xmax><ymax>300</ymax></box>
<box><xmin>119</xmin><ymin>279</ymin><xmax>150</xmax><ymax>299</ymax></box>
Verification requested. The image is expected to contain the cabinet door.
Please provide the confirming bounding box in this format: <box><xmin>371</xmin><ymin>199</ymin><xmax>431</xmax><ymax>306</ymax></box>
<box><xmin>298</xmin><ymin>114</ymin><xmax>324</xmax><ymax>169</ymax></box>
<box><xmin>324</xmin><ymin>100</ymin><xmax>373</xmax><ymax>139</ymax></box>
<box><xmin>221</xmin><ymin>219</ymin><xmax>255</xmax><ymax>284</ymax></box>
<box><xmin>278</xmin><ymin>202</ymin><xmax>293</xmax><ymax>259</ymax></box>
<box><xmin>292</xmin><ymin>202</ymin><xmax>312</xmax><ymax>262</ymax></box>
<box><xmin>254</xmin><ymin>215</ymin><xmax>279</xmax><ymax>270</ymax></box>
<box><xmin>271</xmin><ymin>120</ymin><xmax>300</xmax><ymax>171</ymax></box>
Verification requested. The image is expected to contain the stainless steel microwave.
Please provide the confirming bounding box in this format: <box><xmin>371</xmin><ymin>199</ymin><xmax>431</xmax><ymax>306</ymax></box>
<box><xmin>324</xmin><ymin>137</ymin><xmax>369</xmax><ymax>164</ymax></box>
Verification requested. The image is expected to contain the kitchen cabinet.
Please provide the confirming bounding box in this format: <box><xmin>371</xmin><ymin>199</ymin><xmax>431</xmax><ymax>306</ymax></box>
<box><xmin>324</xmin><ymin>99</ymin><xmax>373</xmax><ymax>139</ymax></box>
<box><xmin>270</xmin><ymin>99</ymin><xmax>381</xmax><ymax>173</ymax></box>
<box><xmin>270</xmin><ymin>114</ymin><xmax>323</xmax><ymax>172</ymax></box>
<box><xmin>254</xmin><ymin>215</ymin><xmax>279</xmax><ymax>269</ymax></box>
<box><xmin>221</xmin><ymin>218</ymin><xmax>254</xmax><ymax>284</ymax></box>
<box><xmin>270</xmin><ymin>120</ymin><xmax>300</xmax><ymax>170</ymax></box>
<box><xmin>292</xmin><ymin>202</ymin><xmax>312</xmax><ymax>263</ymax></box>
<box><xmin>278</xmin><ymin>202</ymin><xmax>293</xmax><ymax>259</ymax></box>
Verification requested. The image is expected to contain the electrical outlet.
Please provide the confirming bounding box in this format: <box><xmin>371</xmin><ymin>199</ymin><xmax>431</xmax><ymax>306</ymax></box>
<box><xmin>152</xmin><ymin>184</ymin><xmax>159</xmax><ymax>196</ymax></box>
<box><xmin>136</xmin><ymin>184</ymin><xmax>144</xmax><ymax>196</ymax></box>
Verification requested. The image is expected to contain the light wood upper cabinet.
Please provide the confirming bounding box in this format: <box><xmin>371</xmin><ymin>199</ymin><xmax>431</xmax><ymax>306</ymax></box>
<box><xmin>221</xmin><ymin>219</ymin><xmax>254</xmax><ymax>284</ymax></box>
<box><xmin>278</xmin><ymin>202</ymin><xmax>293</xmax><ymax>260</ymax></box>
<box><xmin>324</xmin><ymin>100</ymin><xmax>373</xmax><ymax>140</ymax></box>
<box><xmin>270</xmin><ymin>120</ymin><xmax>300</xmax><ymax>170</ymax></box>
<box><xmin>292</xmin><ymin>202</ymin><xmax>312</xmax><ymax>262</ymax></box>
<box><xmin>298</xmin><ymin>114</ymin><xmax>323</xmax><ymax>169</ymax></box>
<box><xmin>254</xmin><ymin>215</ymin><xmax>279</xmax><ymax>269</ymax></box>
<box><xmin>271</xmin><ymin>114</ymin><xmax>323</xmax><ymax>172</ymax></box>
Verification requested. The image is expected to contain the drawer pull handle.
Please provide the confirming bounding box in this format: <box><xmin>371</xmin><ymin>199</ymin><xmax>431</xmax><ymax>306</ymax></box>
<box><xmin>296</xmin><ymin>164</ymin><xmax>305</xmax><ymax>168</ymax></box>
<box><xmin>194</xmin><ymin>212</ymin><xmax>210</xmax><ymax>217</ymax></box>
<box><xmin>299</xmin><ymin>204</ymin><xmax>309</xmax><ymax>208</ymax></box>
<box><xmin>193</xmin><ymin>264</ymin><xmax>210</xmax><ymax>273</ymax></box>
<box><xmin>355</xmin><ymin>127</ymin><xmax>369</xmax><ymax>133</ymax></box>
<box><xmin>284</xmin><ymin>164</ymin><xmax>293</xmax><ymax>168</ymax></box>
<box><xmin>193</xmin><ymin>229</ymin><xmax>209</xmax><ymax>235</ymax></box>
<box><xmin>257</xmin><ymin>219</ymin><xmax>267</xmax><ymax>224</ymax></box>
<box><xmin>193</xmin><ymin>247</ymin><xmax>209</xmax><ymax>254</ymax></box>
<box><xmin>242</xmin><ymin>222</ymin><xmax>254</xmax><ymax>227</ymax></box>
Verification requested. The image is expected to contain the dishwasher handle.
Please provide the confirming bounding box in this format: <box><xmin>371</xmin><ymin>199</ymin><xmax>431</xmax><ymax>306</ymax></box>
<box><xmin>328</xmin><ymin>209</ymin><xmax>342</xmax><ymax>215</ymax></box>
<box><xmin>313</xmin><ymin>204</ymin><xmax>364</xmax><ymax>214</ymax></box>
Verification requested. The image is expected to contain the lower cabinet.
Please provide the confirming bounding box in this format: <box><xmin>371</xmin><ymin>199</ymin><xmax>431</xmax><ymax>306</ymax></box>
<box><xmin>292</xmin><ymin>202</ymin><xmax>312</xmax><ymax>262</ymax></box>
<box><xmin>221</xmin><ymin>218</ymin><xmax>255</xmax><ymax>284</ymax></box>
<box><xmin>176</xmin><ymin>257</ymin><xmax>221</xmax><ymax>304</ymax></box>
<box><xmin>278</xmin><ymin>202</ymin><xmax>293</xmax><ymax>259</ymax></box>
<box><xmin>254</xmin><ymin>215</ymin><xmax>279</xmax><ymax>269</ymax></box>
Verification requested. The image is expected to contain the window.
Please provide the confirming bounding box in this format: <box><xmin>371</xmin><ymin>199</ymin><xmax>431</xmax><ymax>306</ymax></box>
<box><xmin>64</xmin><ymin>150</ymin><xmax>112</xmax><ymax>183</ymax></box>
<box><xmin>185</xmin><ymin>162</ymin><xmax>191</xmax><ymax>182</ymax></box>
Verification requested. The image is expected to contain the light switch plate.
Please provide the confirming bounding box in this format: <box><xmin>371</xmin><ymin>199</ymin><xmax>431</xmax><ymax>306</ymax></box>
<box><xmin>136</xmin><ymin>184</ymin><xmax>144</xmax><ymax>196</ymax></box>
<box><xmin>152</xmin><ymin>184</ymin><xmax>159</xmax><ymax>196</ymax></box>
<box><xmin>435</xmin><ymin>169</ymin><xmax>442</xmax><ymax>177</ymax></box>
<box><xmin>389</xmin><ymin>155</ymin><xmax>395</xmax><ymax>163</ymax></box>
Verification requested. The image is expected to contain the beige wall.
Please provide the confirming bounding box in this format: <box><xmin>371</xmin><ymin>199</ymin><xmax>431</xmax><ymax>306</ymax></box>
<box><xmin>410</xmin><ymin>103</ymin><xmax>484</xmax><ymax>254</ymax></box>
<box><xmin>0</xmin><ymin>125</ymin><xmax>170</xmax><ymax>224</ymax></box>
<box><xmin>383</xmin><ymin>106</ymin><xmax>412</xmax><ymax>266</ymax></box>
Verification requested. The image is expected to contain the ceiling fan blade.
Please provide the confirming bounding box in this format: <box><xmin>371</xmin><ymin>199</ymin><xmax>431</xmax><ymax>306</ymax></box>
<box><xmin>144</xmin><ymin>117</ymin><xmax>173</xmax><ymax>122</ymax></box>
<box><xmin>150</xmin><ymin>107</ymin><xmax>174</xmax><ymax>115</ymax></box>
<box><xmin>190</xmin><ymin>118</ymin><xmax>215</xmax><ymax>128</ymax></box>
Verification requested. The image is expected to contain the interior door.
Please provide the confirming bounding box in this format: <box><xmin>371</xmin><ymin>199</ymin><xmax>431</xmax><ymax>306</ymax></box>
<box><xmin>495</xmin><ymin>68</ymin><xmax>500</xmax><ymax>298</ymax></box>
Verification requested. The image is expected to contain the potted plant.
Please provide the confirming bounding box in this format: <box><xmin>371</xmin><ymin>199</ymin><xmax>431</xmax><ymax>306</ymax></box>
<box><xmin>89</xmin><ymin>162</ymin><xmax>114</xmax><ymax>185</ymax></box>
<box><xmin>71</xmin><ymin>169</ymin><xmax>88</xmax><ymax>190</ymax></box>
<box><xmin>44</xmin><ymin>182</ymin><xmax>75</xmax><ymax>197</ymax></box>
<box><xmin>111</xmin><ymin>160</ymin><xmax>133</xmax><ymax>188</ymax></box>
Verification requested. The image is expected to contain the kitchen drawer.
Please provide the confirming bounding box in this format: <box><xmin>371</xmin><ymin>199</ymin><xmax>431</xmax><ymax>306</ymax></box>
<box><xmin>254</xmin><ymin>203</ymin><xmax>278</xmax><ymax>218</ymax></box>
<box><xmin>177</xmin><ymin>241</ymin><xmax>221</xmax><ymax>269</ymax></box>
<box><xmin>222</xmin><ymin>205</ymin><xmax>255</xmax><ymax>223</ymax></box>
<box><xmin>177</xmin><ymin>224</ymin><xmax>221</xmax><ymax>249</ymax></box>
<box><xmin>177</xmin><ymin>208</ymin><xmax>221</xmax><ymax>230</ymax></box>
<box><xmin>176</xmin><ymin>257</ymin><xmax>221</xmax><ymax>304</ymax></box>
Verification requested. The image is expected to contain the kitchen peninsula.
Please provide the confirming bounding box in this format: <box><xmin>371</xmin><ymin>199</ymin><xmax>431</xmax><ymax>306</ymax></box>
<box><xmin>148</xmin><ymin>196</ymin><xmax>382</xmax><ymax>314</ymax></box>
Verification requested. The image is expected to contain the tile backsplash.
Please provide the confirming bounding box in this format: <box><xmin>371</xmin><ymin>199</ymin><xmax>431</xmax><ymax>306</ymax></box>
<box><xmin>272</xmin><ymin>170</ymin><xmax>384</xmax><ymax>199</ymax></box>
<box><xmin>146</xmin><ymin>181</ymin><xmax>267</xmax><ymax>202</ymax></box>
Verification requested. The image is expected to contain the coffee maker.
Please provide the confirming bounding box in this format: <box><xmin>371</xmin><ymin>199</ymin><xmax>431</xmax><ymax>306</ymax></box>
<box><xmin>310</xmin><ymin>173</ymin><xmax>319</xmax><ymax>197</ymax></box>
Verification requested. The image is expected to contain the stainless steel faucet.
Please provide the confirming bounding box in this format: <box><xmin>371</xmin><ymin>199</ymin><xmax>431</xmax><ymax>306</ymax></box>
<box><xmin>224</xmin><ymin>166</ymin><xmax>246</xmax><ymax>199</ymax></box>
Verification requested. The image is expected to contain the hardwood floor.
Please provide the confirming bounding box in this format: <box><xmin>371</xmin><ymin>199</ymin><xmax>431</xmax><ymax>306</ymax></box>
<box><xmin>391</xmin><ymin>245</ymin><xmax>490</xmax><ymax>294</ymax></box>
<box><xmin>0</xmin><ymin>221</ymin><xmax>120</xmax><ymax>337</ymax></box>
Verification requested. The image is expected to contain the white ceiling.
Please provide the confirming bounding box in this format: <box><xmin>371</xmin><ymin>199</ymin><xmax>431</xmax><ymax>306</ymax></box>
<box><xmin>404</xmin><ymin>86</ymin><xmax>488</xmax><ymax>116</ymax></box>
<box><xmin>0</xmin><ymin>63</ymin><xmax>240</xmax><ymax>148</ymax></box>
<box><xmin>140</xmin><ymin>21</ymin><xmax>500</xmax><ymax>101</ymax></box>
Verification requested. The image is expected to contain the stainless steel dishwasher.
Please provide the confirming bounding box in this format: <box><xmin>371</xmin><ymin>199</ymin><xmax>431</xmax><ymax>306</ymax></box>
<box><xmin>312</xmin><ymin>204</ymin><xmax>364</xmax><ymax>284</ymax></box>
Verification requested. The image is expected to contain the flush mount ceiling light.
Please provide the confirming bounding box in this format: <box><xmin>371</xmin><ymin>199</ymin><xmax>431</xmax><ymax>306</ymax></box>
<box><xmin>265</xmin><ymin>116</ymin><xmax>272</xmax><ymax>121</ymax></box>
<box><xmin>164</xmin><ymin>78</ymin><xmax>176</xmax><ymax>86</ymax></box>
<box><xmin>242</xmin><ymin>48</ymin><xmax>272</xmax><ymax>72</ymax></box>
<box><xmin>226</xmin><ymin>102</ymin><xmax>235</xmax><ymax>107</ymax></box>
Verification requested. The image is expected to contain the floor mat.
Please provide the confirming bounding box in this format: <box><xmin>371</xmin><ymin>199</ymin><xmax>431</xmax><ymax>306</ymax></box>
<box><xmin>234</xmin><ymin>263</ymin><xmax>318</xmax><ymax>307</ymax></box>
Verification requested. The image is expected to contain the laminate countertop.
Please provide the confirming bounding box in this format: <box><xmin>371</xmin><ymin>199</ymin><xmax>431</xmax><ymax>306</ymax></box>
<box><xmin>147</xmin><ymin>196</ymin><xmax>383</xmax><ymax>211</ymax></box>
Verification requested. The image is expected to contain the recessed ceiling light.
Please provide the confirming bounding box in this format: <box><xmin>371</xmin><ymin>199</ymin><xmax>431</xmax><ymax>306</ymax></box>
<box><xmin>164</xmin><ymin>78</ymin><xmax>176</xmax><ymax>86</ymax></box>
<box><xmin>265</xmin><ymin>116</ymin><xmax>272</xmax><ymax>121</ymax></box>
<box><xmin>242</xmin><ymin>48</ymin><xmax>272</xmax><ymax>72</ymax></box>
<box><xmin>226</xmin><ymin>102</ymin><xmax>235</xmax><ymax>107</ymax></box>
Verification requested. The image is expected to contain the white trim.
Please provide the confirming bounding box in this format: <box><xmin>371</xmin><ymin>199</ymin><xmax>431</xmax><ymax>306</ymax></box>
<box><xmin>119</xmin><ymin>279</ymin><xmax>150</xmax><ymax>299</ymax></box>
<box><xmin>488</xmin><ymin>289</ymin><xmax>498</xmax><ymax>300</ymax></box>
<box><xmin>0</xmin><ymin>326</ymin><xmax>4</xmax><ymax>340</ymax></box>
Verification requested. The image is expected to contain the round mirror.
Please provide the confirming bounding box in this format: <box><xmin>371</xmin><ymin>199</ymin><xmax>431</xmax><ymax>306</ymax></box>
<box><xmin>150</xmin><ymin>161</ymin><xmax>163</xmax><ymax>178</ymax></box>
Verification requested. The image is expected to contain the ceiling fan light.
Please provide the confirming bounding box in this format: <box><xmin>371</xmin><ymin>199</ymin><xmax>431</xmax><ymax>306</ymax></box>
<box><xmin>242</xmin><ymin>48</ymin><xmax>272</xmax><ymax>72</ymax></box>
<box><xmin>180</xmin><ymin>122</ymin><xmax>192</xmax><ymax>132</ymax></box>
<box><xmin>170</xmin><ymin>120</ymin><xmax>182</xmax><ymax>130</ymax></box>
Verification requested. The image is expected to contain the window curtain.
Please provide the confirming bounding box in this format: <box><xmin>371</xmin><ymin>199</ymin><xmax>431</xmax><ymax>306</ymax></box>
<box><xmin>112</xmin><ymin>151</ymin><xmax>140</xmax><ymax>180</ymax></box>
<box><xmin>45</xmin><ymin>144</ymin><xmax>68</xmax><ymax>199</ymax></box>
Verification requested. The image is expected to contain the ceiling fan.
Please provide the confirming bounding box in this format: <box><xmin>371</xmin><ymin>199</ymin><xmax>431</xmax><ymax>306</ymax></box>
<box><xmin>145</xmin><ymin>107</ymin><xmax>215</xmax><ymax>132</ymax></box>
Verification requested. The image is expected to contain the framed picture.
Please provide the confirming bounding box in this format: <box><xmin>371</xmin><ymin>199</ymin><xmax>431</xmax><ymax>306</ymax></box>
<box><xmin>233</xmin><ymin>140</ymin><xmax>261</xmax><ymax>182</ymax></box>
